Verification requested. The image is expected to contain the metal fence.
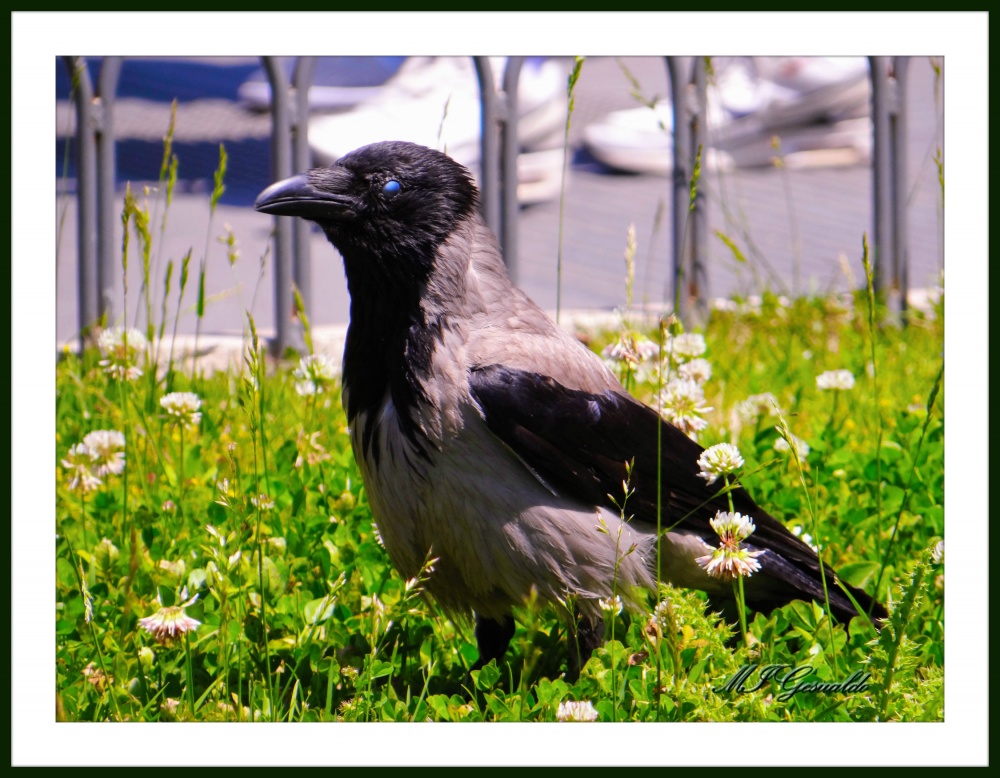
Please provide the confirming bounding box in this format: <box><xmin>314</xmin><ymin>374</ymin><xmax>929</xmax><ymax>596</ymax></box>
<box><xmin>63</xmin><ymin>56</ymin><xmax>915</xmax><ymax>352</ymax></box>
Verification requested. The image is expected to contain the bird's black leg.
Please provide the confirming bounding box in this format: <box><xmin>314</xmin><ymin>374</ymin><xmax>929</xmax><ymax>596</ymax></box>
<box><xmin>472</xmin><ymin>613</ymin><xmax>516</xmax><ymax>670</ymax></box>
<box><xmin>568</xmin><ymin>610</ymin><xmax>605</xmax><ymax>682</ymax></box>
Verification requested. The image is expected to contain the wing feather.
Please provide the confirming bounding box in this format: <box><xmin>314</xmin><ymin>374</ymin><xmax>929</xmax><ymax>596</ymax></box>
<box><xmin>469</xmin><ymin>364</ymin><xmax>886</xmax><ymax>621</ymax></box>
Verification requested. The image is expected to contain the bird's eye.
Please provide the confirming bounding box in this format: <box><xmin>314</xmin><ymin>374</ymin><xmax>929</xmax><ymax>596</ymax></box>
<box><xmin>382</xmin><ymin>179</ymin><xmax>401</xmax><ymax>198</ymax></box>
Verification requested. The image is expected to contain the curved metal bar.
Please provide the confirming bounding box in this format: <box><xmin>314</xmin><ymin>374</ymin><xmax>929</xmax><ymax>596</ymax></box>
<box><xmin>96</xmin><ymin>57</ymin><xmax>122</xmax><ymax>326</ymax></box>
<box><xmin>665</xmin><ymin>56</ymin><xmax>710</xmax><ymax>321</ymax></box>
<box><xmin>64</xmin><ymin>56</ymin><xmax>98</xmax><ymax>344</ymax></box>
<box><xmin>500</xmin><ymin>57</ymin><xmax>523</xmax><ymax>282</ymax></box>
<box><xmin>473</xmin><ymin>57</ymin><xmax>500</xmax><ymax>238</ymax></box>
<box><xmin>292</xmin><ymin>57</ymin><xmax>317</xmax><ymax>314</ymax></box>
<box><xmin>689</xmin><ymin>56</ymin><xmax>709</xmax><ymax>319</ymax></box>
<box><xmin>892</xmin><ymin>56</ymin><xmax>910</xmax><ymax>318</ymax></box>
<box><xmin>869</xmin><ymin>56</ymin><xmax>893</xmax><ymax>299</ymax></box>
<box><xmin>263</xmin><ymin>56</ymin><xmax>296</xmax><ymax>352</ymax></box>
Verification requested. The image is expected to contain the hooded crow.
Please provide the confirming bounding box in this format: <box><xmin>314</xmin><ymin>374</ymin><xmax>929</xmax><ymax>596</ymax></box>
<box><xmin>255</xmin><ymin>140</ymin><xmax>886</xmax><ymax>668</ymax></box>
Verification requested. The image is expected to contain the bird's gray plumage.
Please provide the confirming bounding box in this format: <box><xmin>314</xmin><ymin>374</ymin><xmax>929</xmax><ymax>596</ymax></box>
<box><xmin>255</xmin><ymin>140</ymin><xmax>885</xmax><ymax>666</ymax></box>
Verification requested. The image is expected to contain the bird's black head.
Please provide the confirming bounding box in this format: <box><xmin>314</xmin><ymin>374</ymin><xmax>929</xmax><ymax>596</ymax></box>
<box><xmin>255</xmin><ymin>141</ymin><xmax>479</xmax><ymax>285</ymax></box>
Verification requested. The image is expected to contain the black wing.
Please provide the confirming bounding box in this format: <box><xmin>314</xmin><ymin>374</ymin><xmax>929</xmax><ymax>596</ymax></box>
<box><xmin>469</xmin><ymin>364</ymin><xmax>885</xmax><ymax>622</ymax></box>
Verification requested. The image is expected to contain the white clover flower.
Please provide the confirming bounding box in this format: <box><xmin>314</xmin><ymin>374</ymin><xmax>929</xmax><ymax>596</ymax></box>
<box><xmin>556</xmin><ymin>700</ymin><xmax>599</xmax><ymax>722</ymax></box>
<box><xmin>158</xmin><ymin>558</ymin><xmax>186</xmax><ymax>578</ymax></box>
<box><xmin>816</xmin><ymin>369</ymin><xmax>855</xmax><ymax>391</ymax></box>
<box><xmin>678</xmin><ymin>357</ymin><xmax>712</xmax><ymax>384</ymax></box>
<box><xmin>214</xmin><ymin>478</ymin><xmax>236</xmax><ymax>508</ymax></box>
<box><xmin>602</xmin><ymin>334</ymin><xmax>637</xmax><ymax>366</ymax></box>
<box><xmin>737</xmin><ymin>297</ymin><xmax>763</xmax><ymax>316</ymax></box>
<box><xmin>293</xmin><ymin>353</ymin><xmax>338</xmax><ymax>396</ymax></box>
<box><xmin>668</xmin><ymin>332</ymin><xmax>707</xmax><ymax>361</ymax></box>
<box><xmin>697</xmin><ymin>546</ymin><xmax>763</xmax><ymax>580</ymax></box>
<box><xmin>931</xmin><ymin>540</ymin><xmax>944</xmax><ymax>565</ymax></box>
<box><xmin>634</xmin><ymin>337</ymin><xmax>660</xmax><ymax>362</ymax></box>
<box><xmin>97</xmin><ymin>327</ymin><xmax>146</xmax><ymax>381</ymax></box>
<box><xmin>696</xmin><ymin>511</ymin><xmax>763</xmax><ymax>581</ymax></box>
<box><xmin>295</xmin><ymin>429</ymin><xmax>330</xmax><ymax>468</ymax></box>
<box><xmin>774</xmin><ymin>434</ymin><xmax>810</xmax><ymax>462</ymax></box>
<box><xmin>790</xmin><ymin>525</ymin><xmax>819</xmax><ymax>552</ymax></box>
<box><xmin>736</xmin><ymin>393</ymin><xmax>780</xmax><ymax>423</ymax></box>
<box><xmin>251</xmin><ymin>493</ymin><xmax>275</xmax><ymax>511</ymax></box>
<box><xmin>599</xmin><ymin>595</ymin><xmax>623</xmax><ymax>618</ymax></box>
<box><xmin>696</xmin><ymin>443</ymin><xmax>744</xmax><ymax>485</ymax></box>
<box><xmin>82</xmin><ymin>662</ymin><xmax>110</xmax><ymax>691</ymax></box>
<box><xmin>267</xmin><ymin>537</ymin><xmax>286</xmax><ymax>555</ymax></box>
<box><xmin>601</xmin><ymin>333</ymin><xmax>660</xmax><ymax>386</ymax></box>
<box><xmin>81</xmin><ymin>430</ymin><xmax>126</xmax><ymax>476</ymax></box>
<box><xmin>61</xmin><ymin>443</ymin><xmax>102</xmax><ymax>493</ymax></box>
<box><xmin>659</xmin><ymin>378</ymin><xmax>712</xmax><ymax>438</ymax></box>
<box><xmin>652</xmin><ymin>598</ymin><xmax>673</xmax><ymax>631</ymax></box>
<box><xmin>138</xmin><ymin>595</ymin><xmax>201</xmax><ymax>644</ymax></box>
<box><xmin>160</xmin><ymin>391</ymin><xmax>202</xmax><ymax>430</ymax></box>
<box><xmin>709</xmin><ymin>511</ymin><xmax>757</xmax><ymax>544</ymax></box>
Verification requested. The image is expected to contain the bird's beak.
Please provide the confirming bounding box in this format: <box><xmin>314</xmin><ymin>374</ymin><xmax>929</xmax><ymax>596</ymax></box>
<box><xmin>254</xmin><ymin>169</ymin><xmax>355</xmax><ymax>220</ymax></box>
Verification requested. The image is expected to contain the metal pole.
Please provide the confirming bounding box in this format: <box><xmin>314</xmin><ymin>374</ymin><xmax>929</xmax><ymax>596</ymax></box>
<box><xmin>97</xmin><ymin>57</ymin><xmax>123</xmax><ymax>326</ymax></box>
<box><xmin>263</xmin><ymin>56</ymin><xmax>295</xmax><ymax>353</ymax></box>
<box><xmin>666</xmin><ymin>57</ymin><xmax>689</xmax><ymax>320</ymax></box>
<box><xmin>64</xmin><ymin>56</ymin><xmax>98</xmax><ymax>347</ymax></box>
<box><xmin>689</xmin><ymin>57</ymin><xmax>709</xmax><ymax>321</ymax></box>
<box><xmin>665</xmin><ymin>57</ymin><xmax>710</xmax><ymax>323</ymax></box>
<box><xmin>891</xmin><ymin>57</ymin><xmax>910</xmax><ymax>319</ymax></box>
<box><xmin>869</xmin><ymin>57</ymin><xmax>893</xmax><ymax>299</ymax></box>
<box><xmin>500</xmin><ymin>57</ymin><xmax>523</xmax><ymax>284</ymax></box>
<box><xmin>473</xmin><ymin>57</ymin><xmax>501</xmax><ymax>239</ymax></box>
<box><xmin>292</xmin><ymin>57</ymin><xmax>316</xmax><ymax>316</ymax></box>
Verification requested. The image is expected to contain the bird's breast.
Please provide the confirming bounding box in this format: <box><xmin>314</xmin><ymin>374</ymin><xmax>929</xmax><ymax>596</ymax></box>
<box><xmin>349</xmin><ymin>392</ymin><xmax>657</xmax><ymax>620</ymax></box>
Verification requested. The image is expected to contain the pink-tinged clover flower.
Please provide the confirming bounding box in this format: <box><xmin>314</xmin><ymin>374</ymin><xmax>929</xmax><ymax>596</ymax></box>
<box><xmin>138</xmin><ymin>595</ymin><xmax>202</xmax><ymax>644</ymax></box>
<box><xmin>61</xmin><ymin>443</ymin><xmax>102</xmax><ymax>493</ymax></box>
<box><xmin>696</xmin><ymin>511</ymin><xmax>763</xmax><ymax>581</ymax></box>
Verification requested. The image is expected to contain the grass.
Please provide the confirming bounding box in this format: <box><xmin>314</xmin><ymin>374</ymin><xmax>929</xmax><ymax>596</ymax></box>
<box><xmin>56</xmin><ymin>276</ymin><xmax>944</xmax><ymax>722</ymax></box>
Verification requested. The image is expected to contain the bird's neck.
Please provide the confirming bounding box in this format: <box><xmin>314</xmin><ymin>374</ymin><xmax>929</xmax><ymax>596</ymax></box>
<box><xmin>340</xmin><ymin>247</ymin><xmax>440</xmax><ymax>462</ymax></box>
<box><xmin>339</xmin><ymin>215</ymin><xmax>502</xmax><ymax>458</ymax></box>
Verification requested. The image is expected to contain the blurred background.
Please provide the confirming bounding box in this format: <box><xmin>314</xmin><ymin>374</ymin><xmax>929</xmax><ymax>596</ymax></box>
<box><xmin>55</xmin><ymin>56</ymin><xmax>945</xmax><ymax>347</ymax></box>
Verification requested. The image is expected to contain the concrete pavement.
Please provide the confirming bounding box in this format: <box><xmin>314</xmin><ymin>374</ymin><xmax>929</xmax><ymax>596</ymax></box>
<box><xmin>55</xmin><ymin>56</ymin><xmax>944</xmax><ymax>352</ymax></box>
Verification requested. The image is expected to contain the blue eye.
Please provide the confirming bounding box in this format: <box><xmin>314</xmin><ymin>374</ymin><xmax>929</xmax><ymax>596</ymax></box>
<box><xmin>382</xmin><ymin>179</ymin><xmax>401</xmax><ymax>198</ymax></box>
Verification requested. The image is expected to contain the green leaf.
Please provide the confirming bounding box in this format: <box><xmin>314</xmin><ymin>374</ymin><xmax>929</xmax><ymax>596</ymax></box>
<box><xmin>304</xmin><ymin>597</ymin><xmax>336</xmax><ymax>625</ymax></box>
<box><xmin>157</xmin><ymin>585</ymin><xmax>176</xmax><ymax>607</ymax></box>
<box><xmin>837</xmin><ymin>561</ymin><xmax>880</xmax><ymax>590</ymax></box>
<box><xmin>472</xmin><ymin>661</ymin><xmax>501</xmax><ymax>691</ymax></box>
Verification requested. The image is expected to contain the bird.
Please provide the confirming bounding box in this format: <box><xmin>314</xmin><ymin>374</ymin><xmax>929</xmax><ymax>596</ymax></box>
<box><xmin>255</xmin><ymin>140</ymin><xmax>887</xmax><ymax>670</ymax></box>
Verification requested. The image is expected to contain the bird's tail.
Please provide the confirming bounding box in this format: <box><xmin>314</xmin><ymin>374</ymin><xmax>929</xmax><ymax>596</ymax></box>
<box><xmin>753</xmin><ymin>554</ymin><xmax>886</xmax><ymax>627</ymax></box>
